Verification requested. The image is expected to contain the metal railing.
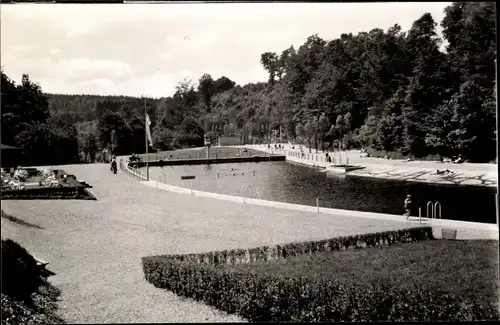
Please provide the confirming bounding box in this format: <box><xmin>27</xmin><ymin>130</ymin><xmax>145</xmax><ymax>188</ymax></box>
<box><xmin>120</xmin><ymin>158</ymin><xmax>147</xmax><ymax>181</ymax></box>
<box><xmin>240</xmin><ymin>184</ymin><xmax>252</xmax><ymax>204</ymax></box>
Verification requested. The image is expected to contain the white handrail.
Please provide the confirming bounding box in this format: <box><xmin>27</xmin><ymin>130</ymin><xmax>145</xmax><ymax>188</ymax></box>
<box><xmin>425</xmin><ymin>200</ymin><xmax>442</xmax><ymax>220</ymax></box>
<box><xmin>426</xmin><ymin>201</ymin><xmax>433</xmax><ymax>219</ymax></box>
<box><xmin>240</xmin><ymin>184</ymin><xmax>252</xmax><ymax>204</ymax></box>
<box><xmin>434</xmin><ymin>202</ymin><xmax>442</xmax><ymax>219</ymax></box>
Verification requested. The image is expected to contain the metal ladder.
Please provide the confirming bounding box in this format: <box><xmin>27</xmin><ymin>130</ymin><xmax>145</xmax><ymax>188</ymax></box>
<box><xmin>418</xmin><ymin>201</ymin><xmax>442</xmax><ymax>223</ymax></box>
<box><xmin>240</xmin><ymin>184</ymin><xmax>252</xmax><ymax>204</ymax></box>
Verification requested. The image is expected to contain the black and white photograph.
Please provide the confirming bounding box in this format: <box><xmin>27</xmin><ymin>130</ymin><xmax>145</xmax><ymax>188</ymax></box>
<box><xmin>1</xmin><ymin>1</ymin><xmax>498</xmax><ymax>323</ymax></box>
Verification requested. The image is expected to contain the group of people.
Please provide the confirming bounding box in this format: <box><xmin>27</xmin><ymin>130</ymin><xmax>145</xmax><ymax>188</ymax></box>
<box><xmin>236</xmin><ymin>148</ymin><xmax>248</xmax><ymax>156</ymax></box>
<box><xmin>441</xmin><ymin>155</ymin><xmax>464</xmax><ymax>164</ymax></box>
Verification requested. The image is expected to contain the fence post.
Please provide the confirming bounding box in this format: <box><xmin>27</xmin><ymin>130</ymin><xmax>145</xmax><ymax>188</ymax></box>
<box><xmin>316</xmin><ymin>198</ymin><xmax>319</xmax><ymax>214</ymax></box>
<box><xmin>419</xmin><ymin>207</ymin><xmax>422</xmax><ymax>224</ymax></box>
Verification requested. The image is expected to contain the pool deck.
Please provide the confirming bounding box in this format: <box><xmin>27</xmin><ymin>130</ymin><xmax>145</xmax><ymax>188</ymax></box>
<box><xmin>241</xmin><ymin>144</ymin><xmax>498</xmax><ymax>188</ymax></box>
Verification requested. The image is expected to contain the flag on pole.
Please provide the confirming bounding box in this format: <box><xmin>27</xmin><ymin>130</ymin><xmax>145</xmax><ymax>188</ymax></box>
<box><xmin>145</xmin><ymin>113</ymin><xmax>153</xmax><ymax>147</ymax></box>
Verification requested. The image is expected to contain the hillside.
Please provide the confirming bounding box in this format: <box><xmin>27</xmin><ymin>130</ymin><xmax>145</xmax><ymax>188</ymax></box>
<box><xmin>1</xmin><ymin>2</ymin><xmax>496</xmax><ymax>165</ymax></box>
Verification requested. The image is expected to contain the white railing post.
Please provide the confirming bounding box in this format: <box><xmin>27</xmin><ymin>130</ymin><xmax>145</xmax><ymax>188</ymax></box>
<box><xmin>419</xmin><ymin>207</ymin><xmax>422</xmax><ymax>224</ymax></box>
<box><xmin>316</xmin><ymin>198</ymin><xmax>319</xmax><ymax>214</ymax></box>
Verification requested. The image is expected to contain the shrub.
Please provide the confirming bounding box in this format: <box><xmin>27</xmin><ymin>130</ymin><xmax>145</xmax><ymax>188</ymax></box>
<box><xmin>1</xmin><ymin>239</ymin><xmax>45</xmax><ymax>303</ymax></box>
<box><xmin>142</xmin><ymin>257</ymin><xmax>498</xmax><ymax>322</ymax></box>
<box><xmin>163</xmin><ymin>227</ymin><xmax>434</xmax><ymax>267</ymax></box>
<box><xmin>142</xmin><ymin>229</ymin><xmax>499</xmax><ymax>321</ymax></box>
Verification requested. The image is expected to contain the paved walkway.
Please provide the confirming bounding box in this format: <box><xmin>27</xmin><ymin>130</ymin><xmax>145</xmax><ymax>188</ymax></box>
<box><xmin>1</xmin><ymin>163</ymin><xmax>424</xmax><ymax>323</ymax></box>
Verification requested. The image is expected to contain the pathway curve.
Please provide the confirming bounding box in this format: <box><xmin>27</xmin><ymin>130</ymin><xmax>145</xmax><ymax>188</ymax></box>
<box><xmin>1</xmin><ymin>163</ymin><xmax>421</xmax><ymax>323</ymax></box>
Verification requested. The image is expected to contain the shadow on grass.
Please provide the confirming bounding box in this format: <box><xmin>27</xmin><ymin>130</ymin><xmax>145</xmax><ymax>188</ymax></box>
<box><xmin>1</xmin><ymin>210</ymin><xmax>44</xmax><ymax>230</ymax></box>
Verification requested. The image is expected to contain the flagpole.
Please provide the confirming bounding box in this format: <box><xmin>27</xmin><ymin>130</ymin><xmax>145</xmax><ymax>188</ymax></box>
<box><xmin>145</xmin><ymin>97</ymin><xmax>149</xmax><ymax>181</ymax></box>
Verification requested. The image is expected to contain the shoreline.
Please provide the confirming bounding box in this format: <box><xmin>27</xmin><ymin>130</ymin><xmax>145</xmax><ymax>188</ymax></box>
<box><xmin>242</xmin><ymin>144</ymin><xmax>498</xmax><ymax>188</ymax></box>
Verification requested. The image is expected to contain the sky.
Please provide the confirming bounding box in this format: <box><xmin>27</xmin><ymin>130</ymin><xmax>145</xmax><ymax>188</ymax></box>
<box><xmin>1</xmin><ymin>2</ymin><xmax>452</xmax><ymax>98</ymax></box>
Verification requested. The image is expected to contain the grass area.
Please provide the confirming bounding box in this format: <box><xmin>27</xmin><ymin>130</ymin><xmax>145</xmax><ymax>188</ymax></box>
<box><xmin>221</xmin><ymin>239</ymin><xmax>499</xmax><ymax>307</ymax></box>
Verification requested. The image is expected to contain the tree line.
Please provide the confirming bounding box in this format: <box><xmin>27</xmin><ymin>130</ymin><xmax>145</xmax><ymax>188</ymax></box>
<box><xmin>1</xmin><ymin>2</ymin><xmax>496</xmax><ymax>165</ymax></box>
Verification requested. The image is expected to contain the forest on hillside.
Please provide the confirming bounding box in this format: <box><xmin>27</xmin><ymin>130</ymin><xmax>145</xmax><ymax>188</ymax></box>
<box><xmin>1</xmin><ymin>2</ymin><xmax>496</xmax><ymax>165</ymax></box>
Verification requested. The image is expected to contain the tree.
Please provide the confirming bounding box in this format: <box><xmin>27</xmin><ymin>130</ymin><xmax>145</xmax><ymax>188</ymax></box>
<box><xmin>1</xmin><ymin>72</ymin><xmax>50</xmax><ymax>146</ymax></box>
<box><xmin>98</xmin><ymin>110</ymin><xmax>132</xmax><ymax>155</ymax></box>
<box><xmin>47</xmin><ymin>115</ymin><xmax>79</xmax><ymax>163</ymax></box>
<box><xmin>213</xmin><ymin>76</ymin><xmax>236</xmax><ymax>94</ymax></box>
<box><xmin>401</xmin><ymin>13</ymin><xmax>454</xmax><ymax>157</ymax></box>
<box><xmin>260</xmin><ymin>52</ymin><xmax>279</xmax><ymax>84</ymax></box>
<box><xmin>318</xmin><ymin>113</ymin><xmax>331</xmax><ymax>151</ymax></box>
<box><xmin>441</xmin><ymin>81</ymin><xmax>495</xmax><ymax>161</ymax></box>
<box><xmin>442</xmin><ymin>2</ymin><xmax>496</xmax><ymax>93</ymax></box>
<box><xmin>198</xmin><ymin>73</ymin><xmax>215</xmax><ymax>113</ymax></box>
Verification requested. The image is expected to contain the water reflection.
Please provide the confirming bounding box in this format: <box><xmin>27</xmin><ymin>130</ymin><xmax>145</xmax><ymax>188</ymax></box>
<box><xmin>146</xmin><ymin>162</ymin><xmax>496</xmax><ymax>224</ymax></box>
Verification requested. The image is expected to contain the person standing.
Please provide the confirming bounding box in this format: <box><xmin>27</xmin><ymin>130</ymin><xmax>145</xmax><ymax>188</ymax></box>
<box><xmin>404</xmin><ymin>194</ymin><xmax>412</xmax><ymax>219</ymax></box>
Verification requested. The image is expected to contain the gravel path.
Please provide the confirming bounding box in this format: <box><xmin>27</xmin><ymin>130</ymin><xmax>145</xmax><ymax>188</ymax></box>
<box><xmin>1</xmin><ymin>163</ymin><xmax>421</xmax><ymax>323</ymax></box>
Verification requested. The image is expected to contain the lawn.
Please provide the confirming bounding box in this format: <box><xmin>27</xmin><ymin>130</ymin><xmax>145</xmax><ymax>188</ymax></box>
<box><xmin>221</xmin><ymin>239</ymin><xmax>499</xmax><ymax>307</ymax></box>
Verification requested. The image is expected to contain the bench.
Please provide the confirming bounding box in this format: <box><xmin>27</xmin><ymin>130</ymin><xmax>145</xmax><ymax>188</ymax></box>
<box><xmin>33</xmin><ymin>256</ymin><xmax>56</xmax><ymax>277</ymax></box>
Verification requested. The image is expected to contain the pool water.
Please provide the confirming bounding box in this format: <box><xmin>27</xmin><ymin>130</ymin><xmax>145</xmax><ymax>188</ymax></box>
<box><xmin>145</xmin><ymin>161</ymin><xmax>497</xmax><ymax>224</ymax></box>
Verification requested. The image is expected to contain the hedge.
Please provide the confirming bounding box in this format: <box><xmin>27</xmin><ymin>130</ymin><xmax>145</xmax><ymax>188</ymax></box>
<box><xmin>1</xmin><ymin>239</ymin><xmax>46</xmax><ymax>302</ymax></box>
<box><xmin>1</xmin><ymin>239</ymin><xmax>65</xmax><ymax>324</ymax></box>
<box><xmin>142</xmin><ymin>256</ymin><xmax>498</xmax><ymax>322</ymax></box>
<box><xmin>162</xmin><ymin>227</ymin><xmax>434</xmax><ymax>267</ymax></box>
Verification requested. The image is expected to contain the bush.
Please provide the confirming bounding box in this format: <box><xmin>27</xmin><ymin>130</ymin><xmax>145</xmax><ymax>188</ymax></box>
<box><xmin>165</xmin><ymin>227</ymin><xmax>434</xmax><ymax>266</ymax></box>
<box><xmin>142</xmin><ymin>228</ymin><xmax>500</xmax><ymax>321</ymax></box>
<box><xmin>1</xmin><ymin>239</ymin><xmax>45</xmax><ymax>302</ymax></box>
<box><xmin>142</xmin><ymin>256</ymin><xmax>498</xmax><ymax>322</ymax></box>
<box><xmin>2</xmin><ymin>283</ymin><xmax>65</xmax><ymax>325</ymax></box>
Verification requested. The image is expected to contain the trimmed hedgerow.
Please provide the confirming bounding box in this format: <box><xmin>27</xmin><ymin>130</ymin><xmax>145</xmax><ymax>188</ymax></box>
<box><xmin>142</xmin><ymin>256</ymin><xmax>498</xmax><ymax>322</ymax></box>
<box><xmin>164</xmin><ymin>227</ymin><xmax>434</xmax><ymax>266</ymax></box>
<box><xmin>142</xmin><ymin>229</ymin><xmax>499</xmax><ymax>321</ymax></box>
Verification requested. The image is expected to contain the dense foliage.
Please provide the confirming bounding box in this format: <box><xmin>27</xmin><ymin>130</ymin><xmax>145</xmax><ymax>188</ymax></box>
<box><xmin>143</xmin><ymin>260</ymin><xmax>498</xmax><ymax>322</ymax></box>
<box><xmin>1</xmin><ymin>3</ymin><xmax>496</xmax><ymax>164</ymax></box>
<box><xmin>1</xmin><ymin>239</ymin><xmax>44</xmax><ymax>302</ymax></box>
<box><xmin>1</xmin><ymin>238</ymin><xmax>65</xmax><ymax>324</ymax></box>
